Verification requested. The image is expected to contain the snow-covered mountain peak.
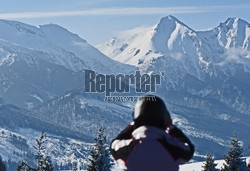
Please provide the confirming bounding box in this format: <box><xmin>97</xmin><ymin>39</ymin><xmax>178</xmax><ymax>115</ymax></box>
<box><xmin>0</xmin><ymin>19</ymin><xmax>134</xmax><ymax>73</ymax></box>
<box><xmin>0</xmin><ymin>19</ymin><xmax>89</xmax><ymax>57</ymax></box>
<box><xmin>97</xmin><ymin>16</ymin><xmax>249</xmax><ymax>71</ymax></box>
<box><xmin>96</xmin><ymin>25</ymin><xmax>156</xmax><ymax>66</ymax></box>
<box><xmin>223</xmin><ymin>17</ymin><xmax>249</xmax><ymax>28</ymax></box>
<box><xmin>0</xmin><ymin>19</ymin><xmax>86</xmax><ymax>53</ymax></box>
<box><xmin>97</xmin><ymin>16</ymin><xmax>200</xmax><ymax>67</ymax></box>
<box><xmin>97</xmin><ymin>16</ymin><xmax>199</xmax><ymax>66</ymax></box>
<box><xmin>154</xmin><ymin>15</ymin><xmax>193</xmax><ymax>33</ymax></box>
<box><xmin>152</xmin><ymin>15</ymin><xmax>196</xmax><ymax>53</ymax></box>
<box><xmin>39</xmin><ymin>23</ymin><xmax>87</xmax><ymax>44</ymax></box>
<box><xmin>214</xmin><ymin>17</ymin><xmax>250</xmax><ymax>49</ymax></box>
<box><xmin>0</xmin><ymin>19</ymin><xmax>40</xmax><ymax>35</ymax></box>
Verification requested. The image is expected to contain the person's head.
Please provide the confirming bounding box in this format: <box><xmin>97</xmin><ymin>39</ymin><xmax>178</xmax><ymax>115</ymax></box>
<box><xmin>133</xmin><ymin>95</ymin><xmax>171</xmax><ymax>129</ymax></box>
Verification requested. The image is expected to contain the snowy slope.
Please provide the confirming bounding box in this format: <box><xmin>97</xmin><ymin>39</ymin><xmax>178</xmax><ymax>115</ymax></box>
<box><xmin>0</xmin><ymin>19</ymin><xmax>134</xmax><ymax>73</ymax></box>
<box><xmin>0</xmin><ymin>128</ymin><xmax>93</xmax><ymax>170</ymax></box>
<box><xmin>35</xmin><ymin>88</ymin><xmax>132</xmax><ymax>142</ymax></box>
<box><xmin>0</xmin><ymin>19</ymin><xmax>135</xmax><ymax>108</ymax></box>
<box><xmin>0</xmin><ymin>99</ymin><xmax>95</xmax><ymax>170</ymax></box>
<box><xmin>0</xmin><ymin>40</ymin><xmax>85</xmax><ymax>108</ymax></box>
<box><xmin>179</xmin><ymin>157</ymin><xmax>250</xmax><ymax>171</ymax></box>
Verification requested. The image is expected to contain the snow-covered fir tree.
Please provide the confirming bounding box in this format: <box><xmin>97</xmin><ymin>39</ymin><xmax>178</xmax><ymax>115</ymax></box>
<box><xmin>222</xmin><ymin>133</ymin><xmax>247</xmax><ymax>171</ymax></box>
<box><xmin>87</xmin><ymin>127</ymin><xmax>113</xmax><ymax>171</ymax></box>
<box><xmin>202</xmin><ymin>154</ymin><xmax>218</xmax><ymax>171</ymax></box>
<box><xmin>34</xmin><ymin>132</ymin><xmax>53</xmax><ymax>171</ymax></box>
<box><xmin>17</xmin><ymin>162</ymin><xmax>35</xmax><ymax>171</ymax></box>
<box><xmin>17</xmin><ymin>132</ymin><xmax>53</xmax><ymax>171</ymax></box>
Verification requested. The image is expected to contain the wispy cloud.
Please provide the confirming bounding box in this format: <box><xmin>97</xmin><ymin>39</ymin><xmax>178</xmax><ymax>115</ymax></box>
<box><xmin>0</xmin><ymin>5</ymin><xmax>249</xmax><ymax>19</ymax></box>
<box><xmin>217</xmin><ymin>48</ymin><xmax>250</xmax><ymax>66</ymax></box>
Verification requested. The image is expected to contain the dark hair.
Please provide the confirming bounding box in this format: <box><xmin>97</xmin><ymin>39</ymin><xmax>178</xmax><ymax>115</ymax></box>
<box><xmin>133</xmin><ymin>95</ymin><xmax>170</xmax><ymax>129</ymax></box>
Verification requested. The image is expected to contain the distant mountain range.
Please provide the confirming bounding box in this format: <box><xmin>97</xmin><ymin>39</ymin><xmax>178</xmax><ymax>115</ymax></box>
<box><xmin>0</xmin><ymin>16</ymin><xmax>250</xmax><ymax>169</ymax></box>
<box><xmin>97</xmin><ymin>15</ymin><xmax>250</xmax><ymax>158</ymax></box>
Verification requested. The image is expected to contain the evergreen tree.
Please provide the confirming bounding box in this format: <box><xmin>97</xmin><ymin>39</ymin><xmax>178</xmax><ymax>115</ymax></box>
<box><xmin>17</xmin><ymin>162</ymin><xmax>35</xmax><ymax>171</ymax></box>
<box><xmin>222</xmin><ymin>133</ymin><xmax>247</xmax><ymax>171</ymax></box>
<box><xmin>202</xmin><ymin>154</ymin><xmax>218</xmax><ymax>171</ymax></box>
<box><xmin>87</xmin><ymin>127</ymin><xmax>113</xmax><ymax>171</ymax></box>
<box><xmin>33</xmin><ymin>132</ymin><xmax>53</xmax><ymax>171</ymax></box>
<box><xmin>87</xmin><ymin>146</ymin><xmax>99</xmax><ymax>171</ymax></box>
<box><xmin>17</xmin><ymin>132</ymin><xmax>53</xmax><ymax>171</ymax></box>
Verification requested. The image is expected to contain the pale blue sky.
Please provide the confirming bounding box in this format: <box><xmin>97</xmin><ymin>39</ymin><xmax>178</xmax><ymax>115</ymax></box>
<box><xmin>0</xmin><ymin>0</ymin><xmax>249</xmax><ymax>45</ymax></box>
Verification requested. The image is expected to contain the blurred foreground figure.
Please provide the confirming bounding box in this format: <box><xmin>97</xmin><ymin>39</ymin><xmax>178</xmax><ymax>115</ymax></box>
<box><xmin>111</xmin><ymin>95</ymin><xmax>194</xmax><ymax>171</ymax></box>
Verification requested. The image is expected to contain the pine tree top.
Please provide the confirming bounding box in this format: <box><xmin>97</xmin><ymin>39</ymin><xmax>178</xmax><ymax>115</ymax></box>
<box><xmin>222</xmin><ymin>132</ymin><xmax>247</xmax><ymax>171</ymax></box>
<box><xmin>202</xmin><ymin>154</ymin><xmax>218</xmax><ymax>171</ymax></box>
